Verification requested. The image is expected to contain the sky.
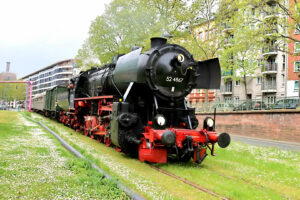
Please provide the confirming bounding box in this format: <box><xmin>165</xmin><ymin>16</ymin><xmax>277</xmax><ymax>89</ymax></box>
<box><xmin>0</xmin><ymin>0</ymin><xmax>110</xmax><ymax>78</ymax></box>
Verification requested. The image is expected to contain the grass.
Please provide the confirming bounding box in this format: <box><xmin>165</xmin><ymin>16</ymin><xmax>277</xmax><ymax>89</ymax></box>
<box><xmin>29</xmin><ymin>112</ymin><xmax>216</xmax><ymax>200</ymax></box>
<box><xmin>0</xmin><ymin>110</ymin><xmax>128</xmax><ymax>200</ymax></box>
<box><xmin>28</xmin><ymin>111</ymin><xmax>300</xmax><ymax>200</ymax></box>
<box><xmin>155</xmin><ymin>141</ymin><xmax>300</xmax><ymax>199</ymax></box>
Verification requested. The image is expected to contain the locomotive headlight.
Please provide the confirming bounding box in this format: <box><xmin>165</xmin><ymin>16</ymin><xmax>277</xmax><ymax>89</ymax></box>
<box><xmin>203</xmin><ymin>117</ymin><xmax>214</xmax><ymax>129</ymax></box>
<box><xmin>207</xmin><ymin>118</ymin><xmax>214</xmax><ymax>127</ymax></box>
<box><xmin>155</xmin><ymin>114</ymin><xmax>166</xmax><ymax>126</ymax></box>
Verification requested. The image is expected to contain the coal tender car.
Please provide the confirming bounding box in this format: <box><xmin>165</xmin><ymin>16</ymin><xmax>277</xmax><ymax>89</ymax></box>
<box><xmin>52</xmin><ymin>37</ymin><xmax>230</xmax><ymax>164</ymax></box>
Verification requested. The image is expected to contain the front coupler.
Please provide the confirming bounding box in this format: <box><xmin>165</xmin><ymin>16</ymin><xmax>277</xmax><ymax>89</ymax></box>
<box><xmin>138</xmin><ymin>126</ymin><xmax>230</xmax><ymax>164</ymax></box>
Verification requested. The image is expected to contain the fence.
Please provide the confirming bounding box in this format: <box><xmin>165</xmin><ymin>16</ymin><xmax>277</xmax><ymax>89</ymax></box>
<box><xmin>189</xmin><ymin>96</ymin><xmax>299</xmax><ymax>113</ymax></box>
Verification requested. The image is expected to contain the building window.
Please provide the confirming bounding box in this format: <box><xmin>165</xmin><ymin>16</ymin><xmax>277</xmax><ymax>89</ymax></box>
<box><xmin>282</xmin><ymin>55</ymin><xmax>286</xmax><ymax>71</ymax></box>
<box><xmin>267</xmin><ymin>96</ymin><xmax>276</xmax><ymax>104</ymax></box>
<box><xmin>295</xmin><ymin>81</ymin><xmax>299</xmax><ymax>91</ymax></box>
<box><xmin>212</xmin><ymin>29</ymin><xmax>216</xmax><ymax>37</ymax></box>
<box><xmin>205</xmin><ymin>31</ymin><xmax>209</xmax><ymax>40</ymax></box>
<box><xmin>257</xmin><ymin>77</ymin><xmax>262</xmax><ymax>84</ymax></box>
<box><xmin>196</xmin><ymin>101</ymin><xmax>200</xmax><ymax>111</ymax></box>
<box><xmin>235</xmin><ymin>80</ymin><xmax>240</xmax><ymax>86</ymax></box>
<box><xmin>295</xmin><ymin>61</ymin><xmax>300</xmax><ymax>72</ymax></box>
<box><xmin>199</xmin><ymin>32</ymin><xmax>203</xmax><ymax>41</ymax></box>
<box><xmin>282</xmin><ymin>74</ymin><xmax>285</xmax><ymax>87</ymax></box>
<box><xmin>224</xmin><ymin>97</ymin><xmax>232</xmax><ymax>103</ymax></box>
<box><xmin>234</xmin><ymin>96</ymin><xmax>239</xmax><ymax>105</ymax></box>
<box><xmin>295</xmin><ymin>42</ymin><xmax>300</xmax><ymax>53</ymax></box>
<box><xmin>251</xmin><ymin>8</ymin><xmax>255</xmax><ymax>15</ymax></box>
<box><xmin>295</xmin><ymin>24</ymin><xmax>300</xmax><ymax>34</ymax></box>
<box><xmin>225</xmin><ymin>81</ymin><xmax>232</xmax><ymax>92</ymax></box>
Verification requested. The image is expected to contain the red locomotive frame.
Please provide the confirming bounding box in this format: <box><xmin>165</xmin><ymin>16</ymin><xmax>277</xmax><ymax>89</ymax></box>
<box><xmin>58</xmin><ymin>94</ymin><xmax>228</xmax><ymax>164</ymax></box>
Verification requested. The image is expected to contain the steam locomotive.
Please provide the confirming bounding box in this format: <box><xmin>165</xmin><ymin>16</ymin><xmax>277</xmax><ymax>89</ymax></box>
<box><xmin>32</xmin><ymin>37</ymin><xmax>230</xmax><ymax>164</ymax></box>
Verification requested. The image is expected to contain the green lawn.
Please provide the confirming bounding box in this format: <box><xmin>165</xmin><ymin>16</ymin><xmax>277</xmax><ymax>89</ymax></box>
<box><xmin>156</xmin><ymin>142</ymin><xmax>300</xmax><ymax>199</ymax></box>
<box><xmin>26</xmin><ymin>111</ymin><xmax>300</xmax><ymax>200</ymax></box>
<box><xmin>0</xmin><ymin>111</ymin><xmax>128</xmax><ymax>199</ymax></box>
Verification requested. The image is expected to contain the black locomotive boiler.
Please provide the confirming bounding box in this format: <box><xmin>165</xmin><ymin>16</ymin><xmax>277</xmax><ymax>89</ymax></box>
<box><xmin>57</xmin><ymin>37</ymin><xmax>231</xmax><ymax>163</ymax></box>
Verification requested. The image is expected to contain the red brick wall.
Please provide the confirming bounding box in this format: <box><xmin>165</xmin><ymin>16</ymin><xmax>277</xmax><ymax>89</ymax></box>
<box><xmin>197</xmin><ymin>110</ymin><xmax>300</xmax><ymax>143</ymax></box>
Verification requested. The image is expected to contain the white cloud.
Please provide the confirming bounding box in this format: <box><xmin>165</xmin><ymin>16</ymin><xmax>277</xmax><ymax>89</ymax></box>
<box><xmin>0</xmin><ymin>0</ymin><xmax>110</xmax><ymax>77</ymax></box>
<box><xmin>0</xmin><ymin>0</ymin><xmax>109</xmax><ymax>45</ymax></box>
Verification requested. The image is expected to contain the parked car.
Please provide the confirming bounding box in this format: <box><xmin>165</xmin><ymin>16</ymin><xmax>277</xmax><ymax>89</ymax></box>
<box><xmin>233</xmin><ymin>100</ymin><xmax>268</xmax><ymax>111</ymax></box>
<box><xmin>273</xmin><ymin>98</ymin><xmax>299</xmax><ymax>109</ymax></box>
<box><xmin>0</xmin><ymin>105</ymin><xmax>6</xmax><ymax>110</ymax></box>
<box><xmin>210</xmin><ymin>102</ymin><xmax>234</xmax><ymax>112</ymax></box>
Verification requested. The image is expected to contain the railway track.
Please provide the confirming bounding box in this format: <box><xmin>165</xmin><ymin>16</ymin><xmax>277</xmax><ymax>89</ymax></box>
<box><xmin>204</xmin><ymin>167</ymin><xmax>290</xmax><ymax>199</ymax></box>
<box><xmin>149</xmin><ymin>164</ymin><xmax>289</xmax><ymax>200</ymax></box>
<box><xmin>148</xmin><ymin>164</ymin><xmax>230</xmax><ymax>200</ymax></box>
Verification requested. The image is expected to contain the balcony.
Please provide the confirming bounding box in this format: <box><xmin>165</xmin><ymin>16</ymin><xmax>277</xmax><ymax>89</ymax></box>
<box><xmin>263</xmin><ymin>5</ymin><xmax>277</xmax><ymax>20</ymax></box>
<box><xmin>262</xmin><ymin>63</ymin><xmax>277</xmax><ymax>74</ymax></box>
<box><xmin>261</xmin><ymin>82</ymin><xmax>277</xmax><ymax>93</ymax></box>
<box><xmin>264</xmin><ymin>12</ymin><xmax>277</xmax><ymax>20</ymax></box>
<box><xmin>262</xmin><ymin>45</ymin><xmax>278</xmax><ymax>56</ymax></box>
<box><xmin>220</xmin><ymin>85</ymin><xmax>232</xmax><ymax>95</ymax></box>
<box><xmin>223</xmin><ymin>23</ymin><xmax>233</xmax><ymax>32</ymax></box>
<box><xmin>265</xmin><ymin>29</ymin><xmax>278</xmax><ymax>37</ymax></box>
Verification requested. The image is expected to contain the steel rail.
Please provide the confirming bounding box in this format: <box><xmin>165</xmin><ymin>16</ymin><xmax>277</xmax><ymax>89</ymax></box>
<box><xmin>148</xmin><ymin>164</ymin><xmax>229</xmax><ymax>200</ymax></box>
<box><xmin>23</xmin><ymin>114</ymin><xmax>145</xmax><ymax>200</ymax></box>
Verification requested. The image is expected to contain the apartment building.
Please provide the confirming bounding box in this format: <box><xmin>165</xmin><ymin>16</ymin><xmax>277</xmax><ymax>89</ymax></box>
<box><xmin>22</xmin><ymin>59</ymin><xmax>79</xmax><ymax>96</ymax></box>
<box><xmin>214</xmin><ymin>0</ymin><xmax>290</xmax><ymax>105</ymax></box>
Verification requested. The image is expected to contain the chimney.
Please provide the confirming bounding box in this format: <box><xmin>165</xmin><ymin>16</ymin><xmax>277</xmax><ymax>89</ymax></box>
<box><xmin>6</xmin><ymin>62</ymin><xmax>10</xmax><ymax>72</ymax></box>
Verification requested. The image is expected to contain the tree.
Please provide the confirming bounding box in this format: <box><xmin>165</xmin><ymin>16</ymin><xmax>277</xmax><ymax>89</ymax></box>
<box><xmin>75</xmin><ymin>39</ymin><xmax>101</xmax><ymax>71</ymax></box>
<box><xmin>76</xmin><ymin>0</ymin><xmax>194</xmax><ymax>67</ymax></box>
<box><xmin>0</xmin><ymin>83</ymin><xmax>26</xmax><ymax>103</ymax></box>
<box><xmin>76</xmin><ymin>0</ymin><xmax>157</xmax><ymax>66</ymax></box>
<box><xmin>77</xmin><ymin>0</ymin><xmax>229</xmax><ymax>111</ymax></box>
<box><xmin>218</xmin><ymin>0</ymin><xmax>300</xmax><ymax>54</ymax></box>
<box><xmin>169</xmin><ymin>0</ymin><xmax>221</xmax><ymax>111</ymax></box>
<box><xmin>251</xmin><ymin>0</ymin><xmax>299</xmax><ymax>43</ymax></box>
<box><xmin>215</xmin><ymin>0</ymin><xmax>267</xmax><ymax>99</ymax></box>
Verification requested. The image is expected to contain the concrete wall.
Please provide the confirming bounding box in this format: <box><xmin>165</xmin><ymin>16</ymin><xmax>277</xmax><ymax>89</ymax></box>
<box><xmin>197</xmin><ymin>110</ymin><xmax>300</xmax><ymax>143</ymax></box>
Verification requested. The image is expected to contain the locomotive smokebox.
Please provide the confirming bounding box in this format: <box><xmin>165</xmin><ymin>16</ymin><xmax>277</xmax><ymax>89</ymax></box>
<box><xmin>151</xmin><ymin>37</ymin><xmax>167</xmax><ymax>49</ymax></box>
<box><xmin>161</xmin><ymin>130</ymin><xmax>176</xmax><ymax>147</ymax></box>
